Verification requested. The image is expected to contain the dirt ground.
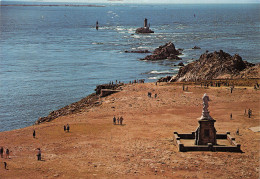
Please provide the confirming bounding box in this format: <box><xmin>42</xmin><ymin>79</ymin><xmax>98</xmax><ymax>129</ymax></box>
<box><xmin>0</xmin><ymin>82</ymin><xmax>259</xmax><ymax>178</ymax></box>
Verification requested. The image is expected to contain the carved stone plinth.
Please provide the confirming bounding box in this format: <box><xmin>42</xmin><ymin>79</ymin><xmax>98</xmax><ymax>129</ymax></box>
<box><xmin>195</xmin><ymin>118</ymin><xmax>217</xmax><ymax>145</ymax></box>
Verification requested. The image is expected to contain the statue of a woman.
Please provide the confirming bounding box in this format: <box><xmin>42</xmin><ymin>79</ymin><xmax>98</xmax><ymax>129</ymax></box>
<box><xmin>202</xmin><ymin>93</ymin><xmax>210</xmax><ymax>112</ymax></box>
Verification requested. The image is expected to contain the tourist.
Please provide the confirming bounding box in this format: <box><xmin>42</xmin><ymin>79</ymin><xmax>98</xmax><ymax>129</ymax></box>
<box><xmin>113</xmin><ymin>116</ymin><xmax>116</xmax><ymax>125</ymax></box>
<box><xmin>64</xmin><ymin>125</ymin><xmax>66</xmax><ymax>132</ymax></box>
<box><xmin>33</xmin><ymin>130</ymin><xmax>36</xmax><ymax>138</ymax></box>
<box><xmin>120</xmin><ymin>116</ymin><xmax>124</xmax><ymax>125</ymax></box>
<box><xmin>37</xmin><ymin>148</ymin><xmax>41</xmax><ymax>161</ymax></box>
<box><xmin>4</xmin><ymin>161</ymin><xmax>7</xmax><ymax>170</ymax></box>
<box><xmin>66</xmin><ymin>124</ymin><xmax>70</xmax><ymax>132</ymax></box>
<box><xmin>248</xmin><ymin>109</ymin><xmax>252</xmax><ymax>118</ymax></box>
<box><xmin>230</xmin><ymin>113</ymin><xmax>232</xmax><ymax>119</ymax></box>
<box><xmin>6</xmin><ymin>149</ymin><xmax>10</xmax><ymax>159</ymax></box>
<box><xmin>117</xmin><ymin>117</ymin><xmax>120</xmax><ymax>124</ymax></box>
<box><xmin>0</xmin><ymin>147</ymin><xmax>3</xmax><ymax>158</ymax></box>
<box><xmin>236</xmin><ymin>128</ymin><xmax>239</xmax><ymax>135</ymax></box>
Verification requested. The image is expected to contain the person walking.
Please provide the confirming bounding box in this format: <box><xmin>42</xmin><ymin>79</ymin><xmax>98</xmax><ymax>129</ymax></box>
<box><xmin>33</xmin><ymin>130</ymin><xmax>36</xmax><ymax>138</ymax></box>
<box><xmin>64</xmin><ymin>125</ymin><xmax>66</xmax><ymax>132</ymax></box>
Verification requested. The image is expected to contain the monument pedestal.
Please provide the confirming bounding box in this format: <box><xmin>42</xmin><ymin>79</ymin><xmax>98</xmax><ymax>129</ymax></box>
<box><xmin>195</xmin><ymin>111</ymin><xmax>217</xmax><ymax>145</ymax></box>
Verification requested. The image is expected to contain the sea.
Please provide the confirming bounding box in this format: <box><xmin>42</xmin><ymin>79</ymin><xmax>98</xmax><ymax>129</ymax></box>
<box><xmin>0</xmin><ymin>2</ymin><xmax>259</xmax><ymax>132</ymax></box>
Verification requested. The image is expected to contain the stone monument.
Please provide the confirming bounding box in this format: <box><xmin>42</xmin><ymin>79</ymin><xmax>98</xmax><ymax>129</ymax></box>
<box><xmin>194</xmin><ymin>93</ymin><xmax>217</xmax><ymax>145</ymax></box>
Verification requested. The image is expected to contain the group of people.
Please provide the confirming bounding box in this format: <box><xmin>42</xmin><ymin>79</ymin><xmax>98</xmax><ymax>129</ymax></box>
<box><xmin>0</xmin><ymin>147</ymin><xmax>10</xmax><ymax>159</ymax></box>
<box><xmin>113</xmin><ymin>116</ymin><xmax>124</xmax><ymax>125</ymax></box>
<box><xmin>148</xmin><ymin>92</ymin><xmax>157</xmax><ymax>98</ymax></box>
<box><xmin>64</xmin><ymin>124</ymin><xmax>70</xmax><ymax>132</ymax></box>
<box><xmin>1</xmin><ymin>147</ymin><xmax>10</xmax><ymax>170</ymax></box>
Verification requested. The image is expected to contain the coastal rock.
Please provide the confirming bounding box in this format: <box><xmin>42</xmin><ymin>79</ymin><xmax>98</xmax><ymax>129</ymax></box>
<box><xmin>157</xmin><ymin>76</ymin><xmax>172</xmax><ymax>82</ymax></box>
<box><xmin>171</xmin><ymin>50</ymin><xmax>255</xmax><ymax>82</ymax></box>
<box><xmin>178</xmin><ymin>62</ymin><xmax>184</xmax><ymax>66</ymax></box>
<box><xmin>141</xmin><ymin>42</ymin><xmax>182</xmax><ymax>61</ymax></box>
<box><xmin>135</xmin><ymin>27</ymin><xmax>154</xmax><ymax>34</ymax></box>
<box><xmin>192</xmin><ymin>46</ymin><xmax>201</xmax><ymax>49</ymax></box>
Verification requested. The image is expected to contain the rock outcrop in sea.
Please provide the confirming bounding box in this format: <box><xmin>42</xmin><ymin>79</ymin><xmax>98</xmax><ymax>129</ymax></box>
<box><xmin>135</xmin><ymin>18</ymin><xmax>154</xmax><ymax>34</ymax></box>
<box><xmin>141</xmin><ymin>42</ymin><xmax>182</xmax><ymax>61</ymax></box>
<box><xmin>171</xmin><ymin>50</ymin><xmax>256</xmax><ymax>82</ymax></box>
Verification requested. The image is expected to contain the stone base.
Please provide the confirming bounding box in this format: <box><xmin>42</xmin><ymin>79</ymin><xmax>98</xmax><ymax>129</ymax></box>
<box><xmin>173</xmin><ymin>132</ymin><xmax>241</xmax><ymax>152</ymax></box>
<box><xmin>195</xmin><ymin>119</ymin><xmax>217</xmax><ymax>145</ymax></box>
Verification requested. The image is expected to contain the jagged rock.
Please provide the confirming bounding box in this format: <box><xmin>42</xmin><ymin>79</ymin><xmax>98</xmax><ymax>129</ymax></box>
<box><xmin>125</xmin><ymin>50</ymin><xmax>150</xmax><ymax>53</ymax></box>
<box><xmin>141</xmin><ymin>42</ymin><xmax>182</xmax><ymax>61</ymax></box>
<box><xmin>192</xmin><ymin>46</ymin><xmax>201</xmax><ymax>49</ymax></box>
<box><xmin>171</xmin><ymin>50</ymin><xmax>255</xmax><ymax>82</ymax></box>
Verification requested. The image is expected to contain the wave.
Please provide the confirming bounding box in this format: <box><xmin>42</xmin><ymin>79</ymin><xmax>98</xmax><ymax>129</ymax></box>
<box><xmin>148</xmin><ymin>76</ymin><xmax>160</xmax><ymax>80</ymax></box>
<box><xmin>149</xmin><ymin>70</ymin><xmax>175</xmax><ymax>74</ymax></box>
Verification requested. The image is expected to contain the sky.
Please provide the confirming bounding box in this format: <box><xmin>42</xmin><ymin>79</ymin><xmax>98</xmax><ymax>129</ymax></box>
<box><xmin>1</xmin><ymin>0</ymin><xmax>260</xmax><ymax>3</ymax></box>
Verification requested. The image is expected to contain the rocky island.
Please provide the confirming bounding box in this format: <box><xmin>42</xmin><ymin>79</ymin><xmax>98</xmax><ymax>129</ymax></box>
<box><xmin>141</xmin><ymin>42</ymin><xmax>182</xmax><ymax>61</ymax></box>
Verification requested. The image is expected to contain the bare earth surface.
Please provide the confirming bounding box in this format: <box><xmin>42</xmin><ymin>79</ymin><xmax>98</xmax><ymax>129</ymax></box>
<box><xmin>0</xmin><ymin>83</ymin><xmax>259</xmax><ymax>178</ymax></box>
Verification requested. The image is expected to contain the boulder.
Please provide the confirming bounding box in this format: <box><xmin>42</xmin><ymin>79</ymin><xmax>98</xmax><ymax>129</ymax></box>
<box><xmin>141</xmin><ymin>42</ymin><xmax>182</xmax><ymax>61</ymax></box>
<box><xmin>171</xmin><ymin>50</ymin><xmax>255</xmax><ymax>82</ymax></box>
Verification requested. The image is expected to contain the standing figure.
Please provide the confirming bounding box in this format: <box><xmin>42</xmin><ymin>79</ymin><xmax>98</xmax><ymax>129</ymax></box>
<box><xmin>6</xmin><ymin>149</ymin><xmax>10</xmax><ymax>159</ymax></box>
<box><xmin>230</xmin><ymin>113</ymin><xmax>232</xmax><ymax>119</ymax></box>
<box><xmin>64</xmin><ymin>125</ymin><xmax>66</xmax><ymax>132</ymax></box>
<box><xmin>66</xmin><ymin>124</ymin><xmax>70</xmax><ymax>132</ymax></box>
<box><xmin>236</xmin><ymin>128</ymin><xmax>239</xmax><ymax>135</ymax></box>
<box><xmin>0</xmin><ymin>147</ymin><xmax>3</xmax><ymax>158</ymax></box>
<box><xmin>4</xmin><ymin>162</ymin><xmax>7</xmax><ymax>170</ymax></box>
<box><xmin>117</xmin><ymin>117</ymin><xmax>120</xmax><ymax>125</ymax></box>
<box><xmin>113</xmin><ymin>116</ymin><xmax>116</xmax><ymax>125</ymax></box>
<box><xmin>120</xmin><ymin>116</ymin><xmax>123</xmax><ymax>125</ymax></box>
<box><xmin>33</xmin><ymin>130</ymin><xmax>36</xmax><ymax>138</ymax></box>
<box><xmin>37</xmin><ymin>148</ymin><xmax>41</xmax><ymax>161</ymax></box>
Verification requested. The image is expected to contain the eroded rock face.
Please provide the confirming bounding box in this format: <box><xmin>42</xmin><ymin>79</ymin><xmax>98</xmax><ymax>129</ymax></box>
<box><xmin>171</xmin><ymin>50</ymin><xmax>255</xmax><ymax>82</ymax></box>
<box><xmin>141</xmin><ymin>42</ymin><xmax>182</xmax><ymax>61</ymax></box>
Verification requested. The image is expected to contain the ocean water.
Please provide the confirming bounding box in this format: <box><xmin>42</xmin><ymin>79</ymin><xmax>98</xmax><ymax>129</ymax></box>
<box><xmin>0</xmin><ymin>2</ymin><xmax>259</xmax><ymax>132</ymax></box>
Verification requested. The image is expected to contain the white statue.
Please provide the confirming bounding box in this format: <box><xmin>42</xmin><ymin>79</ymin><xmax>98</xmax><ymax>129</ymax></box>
<box><xmin>202</xmin><ymin>93</ymin><xmax>210</xmax><ymax>112</ymax></box>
